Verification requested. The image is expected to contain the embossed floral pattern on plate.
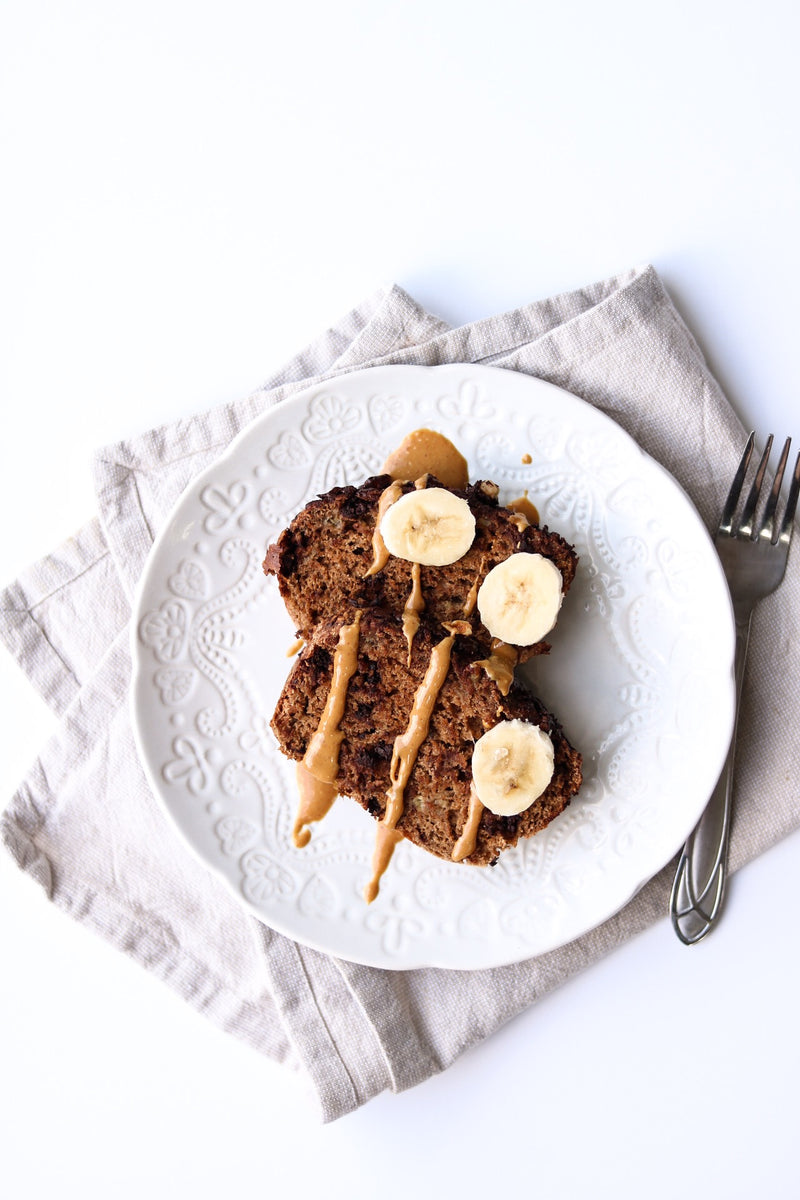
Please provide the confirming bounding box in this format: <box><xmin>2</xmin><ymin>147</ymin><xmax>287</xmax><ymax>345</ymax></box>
<box><xmin>131</xmin><ymin>364</ymin><xmax>736</xmax><ymax>970</ymax></box>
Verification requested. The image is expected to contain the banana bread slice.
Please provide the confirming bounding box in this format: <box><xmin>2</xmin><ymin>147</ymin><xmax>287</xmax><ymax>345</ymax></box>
<box><xmin>270</xmin><ymin>609</ymin><xmax>583</xmax><ymax>869</ymax></box>
<box><xmin>263</xmin><ymin>474</ymin><xmax>578</xmax><ymax>651</ymax></box>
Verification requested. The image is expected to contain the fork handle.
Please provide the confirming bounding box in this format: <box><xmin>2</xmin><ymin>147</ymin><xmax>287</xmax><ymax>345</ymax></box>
<box><xmin>669</xmin><ymin>614</ymin><xmax>752</xmax><ymax>944</ymax></box>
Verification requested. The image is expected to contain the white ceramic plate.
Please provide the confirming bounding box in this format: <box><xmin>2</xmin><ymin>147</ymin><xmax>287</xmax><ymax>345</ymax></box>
<box><xmin>131</xmin><ymin>363</ymin><xmax>736</xmax><ymax>970</ymax></box>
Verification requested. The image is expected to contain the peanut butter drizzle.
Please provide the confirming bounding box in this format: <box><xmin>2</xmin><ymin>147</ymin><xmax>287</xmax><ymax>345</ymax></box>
<box><xmin>452</xmin><ymin>783</ymin><xmax>485</xmax><ymax>862</ymax></box>
<box><xmin>364</xmin><ymin>824</ymin><xmax>404</xmax><ymax>904</ymax></box>
<box><xmin>364</xmin><ymin>630</ymin><xmax>457</xmax><ymax>903</ymax></box>
<box><xmin>381</xmin><ymin>428</ymin><xmax>469</xmax><ymax>490</ymax></box>
<box><xmin>293</xmin><ymin>765</ymin><xmax>337</xmax><ymax>849</ymax></box>
<box><xmin>402</xmin><ymin>561</ymin><xmax>425</xmax><ymax>663</ymax></box>
<box><xmin>508</xmin><ymin>491</ymin><xmax>540</xmax><ymax>527</ymax></box>
<box><xmin>476</xmin><ymin>638</ymin><xmax>519</xmax><ymax>696</ymax></box>
<box><xmin>463</xmin><ymin>556</ymin><xmax>485</xmax><ymax>617</ymax></box>
<box><xmin>292</xmin><ymin>610</ymin><xmax>362</xmax><ymax>848</ymax></box>
<box><xmin>365</xmin><ymin>481</ymin><xmax>405</xmax><ymax>576</ymax></box>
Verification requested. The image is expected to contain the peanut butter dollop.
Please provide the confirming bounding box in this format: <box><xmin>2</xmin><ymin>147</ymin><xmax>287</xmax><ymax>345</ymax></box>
<box><xmin>381</xmin><ymin>428</ymin><xmax>469</xmax><ymax>490</ymax></box>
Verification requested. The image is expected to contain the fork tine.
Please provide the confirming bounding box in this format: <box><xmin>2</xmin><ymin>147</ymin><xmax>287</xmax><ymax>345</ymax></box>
<box><xmin>739</xmin><ymin>434</ymin><xmax>773</xmax><ymax>537</ymax></box>
<box><xmin>762</xmin><ymin>437</ymin><xmax>791</xmax><ymax>542</ymax></box>
<box><xmin>778</xmin><ymin>449</ymin><xmax>800</xmax><ymax>543</ymax></box>
<box><xmin>720</xmin><ymin>431</ymin><xmax>755</xmax><ymax>532</ymax></box>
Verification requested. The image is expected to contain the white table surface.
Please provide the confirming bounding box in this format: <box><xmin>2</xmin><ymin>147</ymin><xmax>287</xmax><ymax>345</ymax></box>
<box><xmin>2</xmin><ymin>3</ymin><xmax>799</xmax><ymax>1196</ymax></box>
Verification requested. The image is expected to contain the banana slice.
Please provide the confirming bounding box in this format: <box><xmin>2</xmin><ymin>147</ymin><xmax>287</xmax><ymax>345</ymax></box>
<box><xmin>477</xmin><ymin>552</ymin><xmax>563</xmax><ymax>645</ymax></box>
<box><xmin>471</xmin><ymin>719</ymin><xmax>554</xmax><ymax>816</ymax></box>
<box><xmin>380</xmin><ymin>487</ymin><xmax>476</xmax><ymax>566</ymax></box>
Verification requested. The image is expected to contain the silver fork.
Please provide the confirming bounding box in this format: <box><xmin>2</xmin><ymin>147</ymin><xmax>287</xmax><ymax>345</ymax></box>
<box><xmin>670</xmin><ymin>432</ymin><xmax>800</xmax><ymax>945</ymax></box>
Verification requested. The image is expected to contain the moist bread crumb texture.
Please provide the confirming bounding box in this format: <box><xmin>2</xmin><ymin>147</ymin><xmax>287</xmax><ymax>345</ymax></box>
<box><xmin>271</xmin><ymin>610</ymin><xmax>583</xmax><ymax>866</ymax></box>
<box><xmin>264</xmin><ymin>474</ymin><xmax>578</xmax><ymax>651</ymax></box>
<box><xmin>263</xmin><ymin>455</ymin><xmax>583</xmax><ymax>897</ymax></box>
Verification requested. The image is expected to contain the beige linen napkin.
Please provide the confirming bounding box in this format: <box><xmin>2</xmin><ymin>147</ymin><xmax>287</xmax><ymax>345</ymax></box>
<box><xmin>3</xmin><ymin>265</ymin><xmax>798</xmax><ymax>1120</ymax></box>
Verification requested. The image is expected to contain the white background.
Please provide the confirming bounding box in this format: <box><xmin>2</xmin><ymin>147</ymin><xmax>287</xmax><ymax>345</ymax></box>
<box><xmin>2</xmin><ymin>2</ymin><xmax>799</xmax><ymax>1196</ymax></box>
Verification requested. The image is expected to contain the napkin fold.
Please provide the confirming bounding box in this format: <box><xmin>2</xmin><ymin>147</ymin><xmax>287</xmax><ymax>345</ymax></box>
<box><xmin>3</xmin><ymin>266</ymin><xmax>799</xmax><ymax>1121</ymax></box>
